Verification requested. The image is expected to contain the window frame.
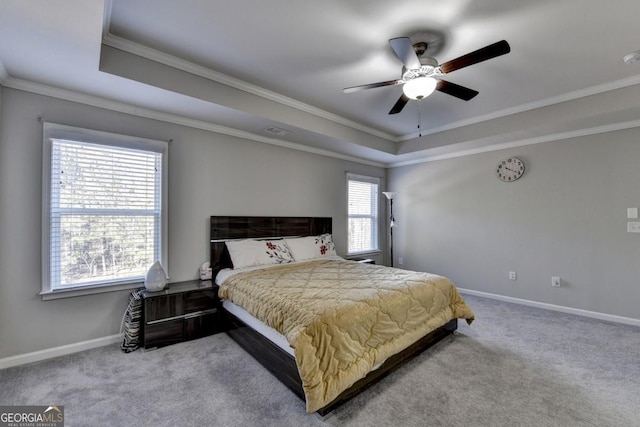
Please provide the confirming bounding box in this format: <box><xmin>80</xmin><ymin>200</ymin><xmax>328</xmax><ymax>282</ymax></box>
<box><xmin>41</xmin><ymin>123</ymin><xmax>168</xmax><ymax>300</ymax></box>
<box><xmin>346</xmin><ymin>173</ymin><xmax>381</xmax><ymax>256</ymax></box>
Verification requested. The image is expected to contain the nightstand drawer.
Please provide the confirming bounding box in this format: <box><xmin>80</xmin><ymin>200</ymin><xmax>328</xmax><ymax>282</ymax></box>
<box><xmin>185</xmin><ymin>289</ymin><xmax>217</xmax><ymax>312</ymax></box>
<box><xmin>185</xmin><ymin>310</ymin><xmax>220</xmax><ymax>340</ymax></box>
<box><xmin>145</xmin><ymin>294</ymin><xmax>185</xmax><ymax>322</ymax></box>
<box><xmin>144</xmin><ymin>319</ymin><xmax>184</xmax><ymax>348</ymax></box>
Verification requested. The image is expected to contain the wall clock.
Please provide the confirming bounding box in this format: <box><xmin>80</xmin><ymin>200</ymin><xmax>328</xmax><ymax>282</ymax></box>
<box><xmin>496</xmin><ymin>157</ymin><xmax>525</xmax><ymax>182</ymax></box>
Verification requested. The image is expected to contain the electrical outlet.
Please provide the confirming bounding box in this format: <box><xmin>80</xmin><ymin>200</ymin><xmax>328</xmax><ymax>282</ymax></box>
<box><xmin>398</xmin><ymin>257</ymin><xmax>403</xmax><ymax>265</ymax></box>
<box><xmin>509</xmin><ymin>271</ymin><xmax>517</xmax><ymax>280</ymax></box>
<box><xmin>551</xmin><ymin>277</ymin><xmax>561</xmax><ymax>287</ymax></box>
<box><xmin>628</xmin><ymin>222</ymin><xmax>640</xmax><ymax>233</ymax></box>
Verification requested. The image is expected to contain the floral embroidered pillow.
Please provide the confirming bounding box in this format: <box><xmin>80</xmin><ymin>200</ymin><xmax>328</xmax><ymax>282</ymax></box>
<box><xmin>284</xmin><ymin>234</ymin><xmax>336</xmax><ymax>261</ymax></box>
<box><xmin>264</xmin><ymin>240</ymin><xmax>294</xmax><ymax>264</ymax></box>
<box><xmin>226</xmin><ymin>239</ymin><xmax>294</xmax><ymax>269</ymax></box>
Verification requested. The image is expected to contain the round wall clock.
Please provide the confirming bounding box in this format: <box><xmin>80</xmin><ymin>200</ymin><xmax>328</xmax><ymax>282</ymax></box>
<box><xmin>496</xmin><ymin>157</ymin><xmax>525</xmax><ymax>182</ymax></box>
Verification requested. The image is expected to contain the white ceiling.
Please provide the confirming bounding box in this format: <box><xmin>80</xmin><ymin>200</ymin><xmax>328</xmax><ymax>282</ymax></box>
<box><xmin>2</xmin><ymin>0</ymin><xmax>640</xmax><ymax>166</ymax></box>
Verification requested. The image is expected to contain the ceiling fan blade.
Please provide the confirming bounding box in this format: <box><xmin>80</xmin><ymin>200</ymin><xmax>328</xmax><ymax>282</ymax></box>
<box><xmin>343</xmin><ymin>79</ymin><xmax>402</xmax><ymax>94</ymax></box>
<box><xmin>389</xmin><ymin>94</ymin><xmax>409</xmax><ymax>115</ymax></box>
<box><xmin>389</xmin><ymin>37</ymin><xmax>422</xmax><ymax>70</ymax></box>
<box><xmin>439</xmin><ymin>40</ymin><xmax>511</xmax><ymax>74</ymax></box>
<box><xmin>436</xmin><ymin>80</ymin><xmax>479</xmax><ymax>101</ymax></box>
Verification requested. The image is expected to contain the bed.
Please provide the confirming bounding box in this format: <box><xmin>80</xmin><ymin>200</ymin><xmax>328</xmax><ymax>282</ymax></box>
<box><xmin>210</xmin><ymin>215</ymin><xmax>474</xmax><ymax>414</ymax></box>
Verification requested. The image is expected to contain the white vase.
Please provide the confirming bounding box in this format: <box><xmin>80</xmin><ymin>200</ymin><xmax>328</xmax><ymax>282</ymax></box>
<box><xmin>145</xmin><ymin>261</ymin><xmax>168</xmax><ymax>291</ymax></box>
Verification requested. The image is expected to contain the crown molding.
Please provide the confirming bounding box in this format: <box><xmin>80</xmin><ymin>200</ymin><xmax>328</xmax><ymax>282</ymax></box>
<box><xmin>3</xmin><ymin>76</ymin><xmax>385</xmax><ymax>168</ymax></box>
<box><xmin>101</xmin><ymin>33</ymin><xmax>396</xmax><ymax>143</ymax></box>
<box><xmin>7</xmin><ymin>74</ymin><xmax>639</xmax><ymax>170</ymax></box>
<box><xmin>7</xmin><ymin>75</ymin><xmax>639</xmax><ymax>170</ymax></box>
<box><xmin>389</xmin><ymin>118</ymin><xmax>640</xmax><ymax>168</ymax></box>
<box><xmin>398</xmin><ymin>74</ymin><xmax>640</xmax><ymax>141</ymax></box>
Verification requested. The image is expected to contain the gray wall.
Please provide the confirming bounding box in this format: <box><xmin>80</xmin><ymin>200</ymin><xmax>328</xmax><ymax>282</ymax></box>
<box><xmin>0</xmin><ymin>88</ymin><xmax>385</xmax><ymax>359</ymax></box>
<box><xmin>388</xmin><ymin>129</ymin><xmax>640</xmax><ymax>320</ymax></box>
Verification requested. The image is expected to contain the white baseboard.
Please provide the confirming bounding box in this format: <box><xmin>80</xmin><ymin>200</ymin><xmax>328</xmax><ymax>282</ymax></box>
<box><xmin>458</xmin><ymin>288</ymin><xmax>640</xmax><ymax>327</ymax></box>
<box><xmin>3</xmin><ymin>290</ymin><xmax>638</xmax><ymax>370</ymax></box>
<box><xmin>0</xmin><ymin>334</ymin><xmax>122</xmax><ymax>370</ymax></box>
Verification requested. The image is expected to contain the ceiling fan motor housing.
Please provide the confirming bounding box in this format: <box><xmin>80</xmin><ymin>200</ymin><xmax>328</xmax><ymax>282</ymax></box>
<box><xmin>402</xmin><ymin>57</ymin><xmax>441</xmax><ymax>82</ymax></box>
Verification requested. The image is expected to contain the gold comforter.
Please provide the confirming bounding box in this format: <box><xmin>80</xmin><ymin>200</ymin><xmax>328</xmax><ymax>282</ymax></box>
<box><xmin>218</xmin><ymin>259</ymin><xmax>474</xmax><ymax>412</ymax></box>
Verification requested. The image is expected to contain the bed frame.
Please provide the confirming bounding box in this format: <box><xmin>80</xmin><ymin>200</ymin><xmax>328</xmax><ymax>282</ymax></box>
<box><xmin>210</xmin><ymin>215</ymin><xmax>457</xmax><ymax>415</ymax></box>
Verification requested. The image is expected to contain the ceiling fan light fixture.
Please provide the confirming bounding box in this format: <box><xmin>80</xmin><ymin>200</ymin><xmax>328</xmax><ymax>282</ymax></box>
<box><xmin>402</xmin><ymin>77</ymin><xmax>437</xmax><ymax>100</ymax></box>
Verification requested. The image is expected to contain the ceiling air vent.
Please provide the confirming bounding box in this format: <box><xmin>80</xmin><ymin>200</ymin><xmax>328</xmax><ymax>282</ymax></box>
<box><xmin>263</xmin><ymin>126</ymin><xmax>291</xmax><ymax>137</ymax></box>
<box><xmin>623</xmin><ymin>50</ymin><xmax>640</xmax><ymax>64</ymax></box>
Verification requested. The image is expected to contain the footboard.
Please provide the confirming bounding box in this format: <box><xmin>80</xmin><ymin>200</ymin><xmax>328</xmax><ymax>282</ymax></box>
<box><xmin>224</xmin><ymin>308</ymin><xmax>457</xmax><ymax>415</ymax></box>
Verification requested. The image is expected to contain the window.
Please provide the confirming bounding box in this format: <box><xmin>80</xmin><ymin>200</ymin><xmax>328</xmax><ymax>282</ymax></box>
<box><xmin>347</xmin><ymin>173</ymin><xmax>380</xmax><ymax>255</ymax></box>
<box><xmin>42</xmin><ymin>123</ymin><xmax>168</xmax><ymax>299</ymax></box>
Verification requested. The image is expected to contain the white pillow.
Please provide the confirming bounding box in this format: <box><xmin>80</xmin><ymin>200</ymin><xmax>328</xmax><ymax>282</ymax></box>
<box><xmin>225</xmin><ymin>239</ymin><xmax>294</xmax><ymax>269</ymax></box>
<box><xmin>284</xmin><ymin>234</ymin><xmax>336</xmax><ymax>261</ymax></box>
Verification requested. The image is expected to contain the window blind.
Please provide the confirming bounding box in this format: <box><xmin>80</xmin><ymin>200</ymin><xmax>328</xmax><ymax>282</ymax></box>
<box><xmin>49</xmin><ymin>139</ymin><xmax>162</xmax><ymax>289</ymax></box>
<box><xmin>347</xmin><ymin>174</ymin><xmax>379</xmax><ymax>254</ymax></box>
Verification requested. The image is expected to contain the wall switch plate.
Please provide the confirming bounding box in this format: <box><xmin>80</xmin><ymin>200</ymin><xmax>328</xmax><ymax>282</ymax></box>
<box><xmin>551</xmin><ymin>277</ymin><xmax>561</xmax><ymax>287</ymax></box>
<box><xmin>628</xmin><ymin>208</ymin><xmax>638</xmax><ymax>219</ymax></box>
<box><xmin>509</xmin><ymin>271</ymin><xmax>517</xmax><ymax>280</ymax></box>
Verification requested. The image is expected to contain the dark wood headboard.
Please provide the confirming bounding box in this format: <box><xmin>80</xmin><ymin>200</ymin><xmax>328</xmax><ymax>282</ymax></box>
<box><xmin>210</xmin><ymin>216</ymin><xmax>332</xmax><ymax>274</ymax></box>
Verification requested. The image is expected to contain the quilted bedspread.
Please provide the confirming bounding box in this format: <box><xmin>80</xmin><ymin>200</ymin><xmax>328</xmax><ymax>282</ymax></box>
<box><xmin>218</xmin><ymin>259</ymin><xmax>475</xmax><ymax>412</ymax></box>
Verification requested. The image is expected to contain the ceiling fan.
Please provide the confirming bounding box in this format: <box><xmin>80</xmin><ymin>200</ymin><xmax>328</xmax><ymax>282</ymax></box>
<box><xmin>343</xmin><ymin>37</ymin><xmax>511</xmax><ymax>114</ymax></box>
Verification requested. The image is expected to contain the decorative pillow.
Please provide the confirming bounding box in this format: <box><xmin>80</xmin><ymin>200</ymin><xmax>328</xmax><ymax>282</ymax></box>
<box><xmin>225</xmin><ymin>239</ymin><xmax>294</xmax><ymax>269</ymax></box>
<box><xmin>284</xmin><ymin>234</ymin><xmax>336</xmax><ymax>261</ymax></box>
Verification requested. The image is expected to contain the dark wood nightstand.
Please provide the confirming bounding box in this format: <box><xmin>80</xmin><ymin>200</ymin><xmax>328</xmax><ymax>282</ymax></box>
<box><xmin>142</xmin><ymin>280</ymin><xmax>223</xmax><ymax>350</ymax></box>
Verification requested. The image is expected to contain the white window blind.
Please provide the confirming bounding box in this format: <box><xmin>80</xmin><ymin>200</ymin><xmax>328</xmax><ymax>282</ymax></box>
<box><xmin>43</xmin><ymin>124</ymin><xmax>167</xmax><ymax>296</ymax></box>
<box><xmin>347</xmin><ymin>174</ymin><xmax>380</xmax><ymax>254</ymax></box>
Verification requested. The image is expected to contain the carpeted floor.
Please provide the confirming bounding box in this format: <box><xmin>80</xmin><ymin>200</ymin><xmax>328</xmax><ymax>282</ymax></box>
<box><xmin>1</xmin><ymin>294</ymin><xmax>638</xmax><ymax>426</ymax></box>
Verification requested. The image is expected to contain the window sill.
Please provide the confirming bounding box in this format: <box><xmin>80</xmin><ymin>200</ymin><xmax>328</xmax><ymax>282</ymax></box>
<box><xmin>40</xmin><ymin>281</ymin><xmax>144</xmax><ymax>300</ymax></box>
<box><xmin>346</xmin><ymin>250</ymin><xmax>381</xmax><ymax>258</ymax></box>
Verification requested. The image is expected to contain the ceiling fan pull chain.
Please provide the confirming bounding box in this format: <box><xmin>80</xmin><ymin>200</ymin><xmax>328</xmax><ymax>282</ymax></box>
<box><xmin>418</xmin><ymin>101</ymin><xmax>423</xmax><ymax>137</ymax></box>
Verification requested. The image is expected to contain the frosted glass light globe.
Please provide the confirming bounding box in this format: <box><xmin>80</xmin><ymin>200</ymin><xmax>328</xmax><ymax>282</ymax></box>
<box><xmin>402</xmin><ymin>77</ymin><xmax>437</xmax><ymax>100</ymax></box>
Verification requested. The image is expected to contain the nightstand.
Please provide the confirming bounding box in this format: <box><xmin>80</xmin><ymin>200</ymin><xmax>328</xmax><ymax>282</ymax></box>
<box><xmin>142</xmin><ymin>280</ymin><xmax>223</xmax><ymax>349</ymax></box>
<box><xmin>355</xmin><ymin>258</ymin><xmax>375</xmax><ymax>264</ymax></box>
